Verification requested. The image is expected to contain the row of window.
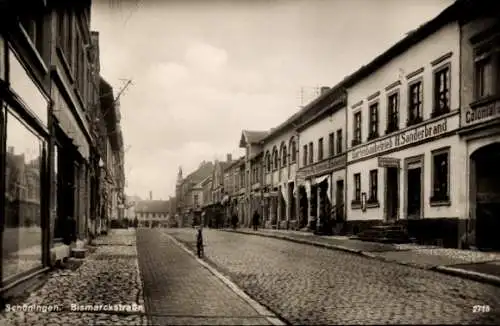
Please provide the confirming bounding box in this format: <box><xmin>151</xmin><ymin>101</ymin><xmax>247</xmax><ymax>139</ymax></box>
<box><xmin>474</xmin><ymin>38</ymin><xmax>500</xmax><ymax>100</ymax></box>
<box><xmin>251</xmin><ymin>164</ymin><xmax>262</xmax><ymax>184</ymax></box>
<box><xmin>302</xmin><ymin>129</ymin><xmax>343</xmax><ymax>167</ymax></box>
<box><xmin>265</xmin><ymin>139</ymin><xmax>297</xmax><ymax>172</ymax></box>
<box><xmin>19</xmin><ymin>8</ymin><xmax>94</xmax><ymax>112</ymax></box>
<box><xmin>57</xmin><ymin>8</ymin><xmax>94</xmax><ymax>108</ymax></box>
<box><xmin>352</xmin><ymin>149</ymin><xmax>450</xmax><ymax>205</ymax></box>
<box><xmin>352</xmin><ymin>64</ymin><xmax>451</xmax><ymax>146</ymax></box>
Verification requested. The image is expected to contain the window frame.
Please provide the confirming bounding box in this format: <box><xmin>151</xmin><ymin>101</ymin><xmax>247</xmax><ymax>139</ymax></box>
<box><xmin>430</xmin><ymin>146</ymin><xmax>451</xmax><ymax>206</ymax></box>
<box><xmin>386</xmin><ymin>89</ymin><xmax>400</xmax><ymax>134</ymax></box>
<box><xmin>266</xmin><ymin>151</ymin><xmax>271</xmax><ymax>173</ymax></box>
<box><xmin>336</xmin><ymin>129</ymin><xmax>342</xmax><ymax>154</ymax></box>
<box><xmin>432</xmin><ymin>63</ymin><xmax>451</xmax><ymax>118</ymax></box>
<box><xmin>308</xmin><ymin>142</ymin><xmax>313</xmax><ymax>165</ymax></box>
<box><xmin>353</xmin><ymin>173</ymin><xmax>361</xmax><ymax>202</ymax></box>
<box><xmin>369</xmin><ymin>169</ymin><xmax>378</xmax><ymax>203</ymax></box>
<box><xmin>368</xmin><ymin>101</ymin><xmax>379</xmax><ymax>140</ymax></box>
<box><xmin>473</xmin><ymin>40</ymin><xmax>500</xmax><ymax>101</ymax></box>
<box><xmin>318</xmin><ymin>137</ymin><xmax>324</xmax><ymax>161</ymax></box>
<box><xmin>290</xmin><ymin>139</ymin><xmax>297</xmax><ymax>163</ymax></box>
<box><xmin>407</xmin><ymin>78</ymin><xmax>424</xmax><ymax>126</ymax></box>
<box><xmin>328</xmin><ymin>132</ymin><xmax>334</xmax><ymax>157</ymax></box>
<box><xmin>281</xmin><ymin>144</ymin><xmax>287</xmax><ymax>167</ymax></box>
<box><xmin>353</xmin><ymin>110</ymin><xmax>362</xmax><ymax>145</ymax></box>
<box><xmin>272</xmin><ymin>147</ymin><xmax>278</xmax><ymax>171</ymax></box>
<box><xmin>303</xmin><ymin>144</ymin><xmax>308</xmax><ymax>167</ymax></box>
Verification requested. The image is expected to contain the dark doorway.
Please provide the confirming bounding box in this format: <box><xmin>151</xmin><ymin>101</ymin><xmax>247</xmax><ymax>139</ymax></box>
<box><xmin>386</xmin><ymin>167</ymin><xmax>399</xmax><ymax>222</ymax></box>
<box><xmin>309</xmin><ymin>185</ymin><xmax>318</xmax><ymax>230</ymax></box>
<box><xmin>407</xmin><ymin>167</ymin><xmax>422</xmax><ymax>219</ymax></box>
<box><xmin>288</xmin><ymin>182</ymin><xmax>296</xmax><ymax>221</ymax></box>
<box><xmin>298</xmin><ymin>186</ymin><xmax>308</xmax><ymax>229</ymax></box>
<box><xmin>473</xmin><ymin>143</ymin><xmax>500</xmax><ymax>251</ymax></box>
<box><xmin>336</xmin><ymin>180</ymin><xmax>345</xmax><ymax>222</ymax></box>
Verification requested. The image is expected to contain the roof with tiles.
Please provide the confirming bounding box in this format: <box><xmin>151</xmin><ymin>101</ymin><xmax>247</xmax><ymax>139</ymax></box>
<box><xmin>240</xmin><ymin>130</ymin><xmax>269</xmax><ymax>147</ymax></box>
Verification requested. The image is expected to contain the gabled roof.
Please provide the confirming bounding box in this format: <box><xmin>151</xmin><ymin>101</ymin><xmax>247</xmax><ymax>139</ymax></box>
<box><xmin>223</xmin><ymin>156</ymin><xmax>245</xmax><ymax>171</ymax></box>
<box><xmin>239</xmin><ymin>130</ymin><xmax>269</xmax><ymax>148</ymax></box>
<box><xmin>184</xmin><ymin>161</ymin><xmax>214</xmax><ymax>185</ymax></box>
<box><xmin>135</xmin><ymin>200</ymin><xmax>169</xmax><ymax>213</ymax></box>
<box><xmin>200</xmin><ymin>176</ymin><xmax>212</xmax><ymax>186</ymax></box>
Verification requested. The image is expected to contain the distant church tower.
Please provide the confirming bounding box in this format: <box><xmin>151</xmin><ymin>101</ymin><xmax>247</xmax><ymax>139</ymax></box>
<box><xmin>176</xmin><ymin>166</ymin><xmax>183</xmax><ymax>186</ymax></box>
<box><xmin>175</xmin><ymin>166</ymin><xmax>183</xmax><ymax>215</ymax></box>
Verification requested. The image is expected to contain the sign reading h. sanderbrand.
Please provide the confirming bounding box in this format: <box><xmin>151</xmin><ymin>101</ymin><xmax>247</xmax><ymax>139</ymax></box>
<box><xmin>349</xmin><ymin>114</ymin><xmax>458</xmax><ymax>161</ymax></box>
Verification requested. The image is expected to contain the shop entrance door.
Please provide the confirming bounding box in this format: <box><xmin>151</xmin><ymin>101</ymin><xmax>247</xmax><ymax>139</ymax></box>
<box><xmin>472</xmin><ymin>143</ymin><xmax>500</xmax><ymax>251</ymax></box>
<box><xmin>385</xmin><ymin>167</ymin><xmax>399</xmax><ymax>222</ymax></box>
<box><xmin>407</xmin><ymin>164</ymin><xmax>423</xmax><ymax>219</ymax></box>
<box><xmin>336</xmin><ymin>180</ymin><xmax>344</xmax><ymax>221</ymax></box>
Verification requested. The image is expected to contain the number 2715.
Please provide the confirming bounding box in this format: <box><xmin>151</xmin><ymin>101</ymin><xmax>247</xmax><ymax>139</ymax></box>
<box><xmin>473</xmin><ymin>305</ymin><xmax>490</xmax><ymax>313</ymax></box>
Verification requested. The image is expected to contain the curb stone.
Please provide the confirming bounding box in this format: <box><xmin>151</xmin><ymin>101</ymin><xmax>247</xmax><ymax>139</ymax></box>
<box><xmin>166</xmin><ymin>234</ymin><xmax>288</xmax><ymax>326</ymax></box>
<box><xmin>223</xmin><ymin>229</ymin><xmax>500</xmax><ymax>288</ymax></box>
<box><xmin>433</xmin><ymin>266</ymin><xmax>500</xmax><ymax>287</ymax></box>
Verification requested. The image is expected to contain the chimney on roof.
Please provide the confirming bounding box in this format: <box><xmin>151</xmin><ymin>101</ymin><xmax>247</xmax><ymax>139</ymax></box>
<box><xmin>320</xmin><ymin>86</ymin><xmax>330</xmax><ymax>96</ymax></box>
<box><xmin>149</xmin><ymin>191</ymin><xmax>152</xmax><ymax>200</ymax></box>
<box><xmin>226</xmin><ymin>153</ymin><xmax>232</xmax><ymax>162</ymax></box>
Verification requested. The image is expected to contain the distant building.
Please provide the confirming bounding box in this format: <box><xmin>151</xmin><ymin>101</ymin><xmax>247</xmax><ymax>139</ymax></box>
<box><xmin>175</xmin><ymin>161</ymin><xmax>215</xmax><ymax>227</ymax></box>
<box><xmin>135</xmin><ymin>200</ymin><xmax>170</xmax><ymax>227</ymax></box>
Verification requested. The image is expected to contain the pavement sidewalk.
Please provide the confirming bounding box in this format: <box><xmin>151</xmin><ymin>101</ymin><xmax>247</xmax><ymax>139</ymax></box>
<box><xmin>225</xmin><ymin>228</ymin><xmax>500</xmax><ymax>287</ymax></box>
<box><xmin>136</xmin><ymin>229</ymin><xmax>285</xmax><ymax>326</ymax></box>
<box><xmin>0</xmin><ymin>229</ymin><xmax>147</xmax><ymax>326</ymax></box>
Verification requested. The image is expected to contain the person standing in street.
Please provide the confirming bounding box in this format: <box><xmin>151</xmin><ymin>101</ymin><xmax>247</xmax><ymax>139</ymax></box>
<box><xmin>231</xmin><ymin>213</ymin><xmax>238</xmax><ymax>230</ymax></box>
<box><xmin>252</xmin><ymin>210</ymin><xmax>260</xmax><ymax>231</ymax></box>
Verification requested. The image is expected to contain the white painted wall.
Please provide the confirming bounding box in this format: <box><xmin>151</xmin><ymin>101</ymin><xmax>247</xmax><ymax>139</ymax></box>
<box><xmin>298</xmin><ymin>108</ymin><xmax>346</xmax><ymax>170</ymax></box>
<box><xmin>346</xmin><ymin>129</ymin><xmax>466</xmax><ymax>221</ymax></box>
<box><xmin>263</xmin><ymin>128</ymin><xmax>298</xmax><ymax>186</ymax></box>
<box><xmin>346</xmin><ymin>22</ymin><xmax>460</xmax><ymax>147</ymax></box>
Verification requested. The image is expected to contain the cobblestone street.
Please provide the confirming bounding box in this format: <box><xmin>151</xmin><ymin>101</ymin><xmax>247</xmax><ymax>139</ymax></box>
<box><xmin>136</xmin><ymin>228</ymin><xmax>279</xmax><ymax>325</ymax></box>
<box><xmin>167</xmin><ymin>228</ymin><xmax>500</xmax><ymax>325</ymax></box>
<box><xmin>0</xmin><ymin>230</ymin><xmax>147</xmax><ymax>326</ymax></box>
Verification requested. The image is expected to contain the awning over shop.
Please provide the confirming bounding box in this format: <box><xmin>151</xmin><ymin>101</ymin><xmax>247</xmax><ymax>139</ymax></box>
<box><xmin>305</xmin><ymin>180</ymin><xmax>311</xmax><ymax>200</ymax></box>
<box><xmin>53</xmin><ymin>87</ymin><xmax>90</xmax><ymax>160</ymax></box>
<box><xmin>315</xmin><ymin>174</ymin><xmax>332</xmax><ymax>202</ymax></box>
<box><xmin>280</xmin><ymin>182</ymin><xmax>289</xmax><ymax>205</ymax></box>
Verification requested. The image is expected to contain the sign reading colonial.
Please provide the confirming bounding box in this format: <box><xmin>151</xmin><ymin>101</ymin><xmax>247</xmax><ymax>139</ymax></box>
<box><xmin>349</xmin><ymin>113</ymin><xmax>458</xmax><ymax>161</ymax></box>
<box><xmin>298</xmin><ymin>154</ymin><xmax>347</xmax><ymax>178</ymax></box>
<box><xmin>463</xmin><ymin>100</ymin><xmax>500</xmax><ymax>126</ymax></box>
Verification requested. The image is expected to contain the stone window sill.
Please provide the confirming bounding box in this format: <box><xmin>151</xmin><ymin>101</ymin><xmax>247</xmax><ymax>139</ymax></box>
<box><xmin>470</xmin><ymin>95</ymin><xmax>500</xmax><ymax>109</ymax></box>
<box><xmin>430</xmin><ymin>198</ymin><xmax>451</xmax><ymax>207</ymax></box>
<box><xmin>351</xmin><ymin>200</ymin><xmax>361</xmax><ymax>210</ymax></box>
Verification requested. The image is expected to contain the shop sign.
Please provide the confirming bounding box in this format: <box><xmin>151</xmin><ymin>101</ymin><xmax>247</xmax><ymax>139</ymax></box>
<box><xmin>299</xmin><ymin>154</ymin><xmax>346</xmax><ymax>178</ymax></box>
<box><xmin>378</xmin><ymin>157</ymin><xmax>400</xmax><ymax>168</ymax></box>
<box><xmin>463</xmin><ymin>100</ymin><xmax>500</xmax><ymax>126</ymax></box>
<box><xmin>349</xmin><ymin>114</ymin><xmax>458</xmax><ymax>161</ymax></box>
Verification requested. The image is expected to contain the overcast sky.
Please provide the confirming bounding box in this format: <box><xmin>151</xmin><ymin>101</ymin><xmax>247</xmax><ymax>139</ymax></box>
<box><xmin>90</xmin><ymin>0</ymin><xmax>453</xmax><ymax>200</ymax></box>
